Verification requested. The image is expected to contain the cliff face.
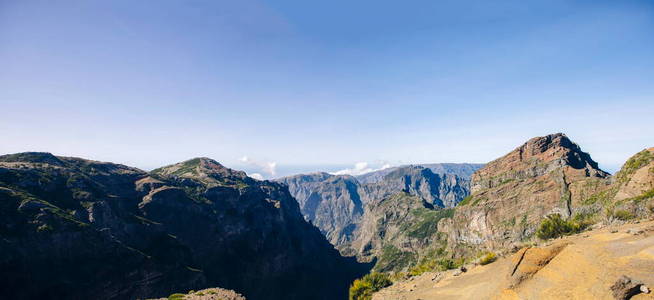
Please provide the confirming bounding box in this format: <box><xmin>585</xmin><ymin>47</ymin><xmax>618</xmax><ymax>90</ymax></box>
<box><xmin>361</xmin><ymin>166</ymin><xmax>469</xmax><ymax>208</ymax></box>
<box><xmin>277</xmin><ymin>165</ymin><xmax>472</xmax><ymax>271</ymax></box>
<box><xmin>276</xmin><ymin>172</ymin><xmax>364</xmax><ymax>247</ymax></box>
<box><xmin>0</xmin><ymin>153</ymin><xmax>367</xmax><ymax>300</ymax></box>
<box><xmin>439</xmin><ymin>133</ymin><xmax>611</xmax><ymax>250</ymax></box>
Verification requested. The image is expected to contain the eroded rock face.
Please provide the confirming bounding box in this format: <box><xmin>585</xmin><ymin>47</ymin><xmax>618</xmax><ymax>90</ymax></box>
<box><xmin>347</xmin><ymin>192</ymin><xmax>453</xmax><ymax>271</ymax></box>
<box><xmin>440</xmin><ymin>133</ymin><xmax>611</xmax><ymax>250</ymax></box>
<box><xmin>0</xmin><ymin>154</ymin><xmax>367</xmax><ymax>300</ymax></box>
<box><xmin>276</xmin><ymin>173</ymin><xmax>364</xmax><ymax>246</ymax></box>
<box><xmin>277</xmin><ymin>165</ymin><xmax>472</xmax><ymax>265</ymax></box>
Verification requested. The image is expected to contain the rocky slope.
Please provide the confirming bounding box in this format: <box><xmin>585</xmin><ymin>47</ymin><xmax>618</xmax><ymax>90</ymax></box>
<box><xmin>347</xmin><ymin>192</ymin><xmax>453</xmax><ymax>271</ymax></box>
<box><xmin>372</xmin><ymin>135</ymin><xmax>654</xmax><ymax>299</ymax></box>
<box><xmin>373</xmin><ymin>220</ymin><xmax>654</xmax><ymax>300</ymax></box>
<box><xmin>0</xmin><ymin>153</ymin><xmax>367</xmax><ymax>300</ymax></box>
<box><xmin>439</xmin><ymin>133</ymin><xmax>611</xmax><ymax>250</ymax></box>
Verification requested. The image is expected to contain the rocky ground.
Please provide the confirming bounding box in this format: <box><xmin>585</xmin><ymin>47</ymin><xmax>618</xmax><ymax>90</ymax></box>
<box><xmin>374</xmin><ymin>219</ymin><xmax>654</xmax><ymax>300</ymax></box>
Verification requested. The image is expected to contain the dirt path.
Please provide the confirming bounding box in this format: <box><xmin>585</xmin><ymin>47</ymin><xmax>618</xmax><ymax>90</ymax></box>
<box><xmin>374</xmin><ymin>220</ymin><xmax>654</xmax><ymax>300</ymax></box>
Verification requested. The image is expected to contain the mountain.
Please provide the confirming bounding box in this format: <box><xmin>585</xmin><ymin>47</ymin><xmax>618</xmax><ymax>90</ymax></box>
<box><xmin>439</xmin><ymin>133</ymin><xmax>611</xmax><ymax>250</ymax></box>
<box><xmin>277</xmin><ymin>172</ymin><xmax>364</xmax><ymax>247</ymax></box>
<box><xmin>277</xmin><ymin>164</ymin><xmax>472</xmax><ymax>269</ymax></box>
<box><xmin>0</xmin><ymin>153</ymin><xmax>368</xmax><ymax>300</ymax></box>
<box><xmin>355</xmin><ymin>163</ymin><xmax>483</xmax><ymax>184</ymax></box>
<box><xmin>361</xmin><ymin>165</ymin><xmax>469</xmax><ymax>208</ymax></box>
<box><xmin>373</xmin><ymin>141</ymin><xmax>654</xmax><ymax>299</ymax></box>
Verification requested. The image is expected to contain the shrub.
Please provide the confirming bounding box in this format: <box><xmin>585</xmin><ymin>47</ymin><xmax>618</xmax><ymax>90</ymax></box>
<box><xmin>613</xmin><ymin>209</ymin><xmax>635</xmax><ymax>221</ymax></box>
<box><xmin>535</xmin><ymin>214</ymin><xmax>584</xmax><ymax>240</ymax></box>
<box><xmin>349</xmin><ymin>272</ymin><xmax>392</xmax><ymax>300</ymax></box>
<box><xmin>479</xmin><ymin>252</ymin><xmax>497</xmax><ymax>265</ymax></box>
<box><xmin>168</xmin><ymin>293</ymin><xmax>185</xmax><ymax>300</ymax></box>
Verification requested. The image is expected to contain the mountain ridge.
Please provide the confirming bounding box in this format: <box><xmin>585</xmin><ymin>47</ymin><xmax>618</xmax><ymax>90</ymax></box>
<box><xmin>0</xmin><ymin>153</ymin><xmax>368</xmax><ymax>300</ymax></box>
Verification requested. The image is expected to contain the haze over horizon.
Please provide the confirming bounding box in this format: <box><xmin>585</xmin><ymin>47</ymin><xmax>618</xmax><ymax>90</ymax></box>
<box><xmin>2</xmin><ymin>0</ymin><xmax>653</xmax><ymax>178</ymax></box>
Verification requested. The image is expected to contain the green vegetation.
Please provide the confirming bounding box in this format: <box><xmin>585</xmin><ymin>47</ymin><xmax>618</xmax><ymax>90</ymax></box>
<box><xmin>349</xmin><ymin>272</ymin><xmax>392</xmax><ymax>300</ymax></box>
<box><xmin>374</xmin><ymin>245</ymin><xmax>416</xmax><ymax>272</ymax></box>
<box><xmin>458</xmin><ymin>195</ymin><xmax>473</xmax><ymax>206</ymax></box>
<box><xmin>626</xmin><ymin>188</ymin><xmax>654</xmax><ymax>204</ymax></box>
<box><xmin>408</xmin><ymin>257</ymin><xmax>462</xmax><ymax>276</ymax></box>
<box><xmin>404</xmin><ymin>208</ymin><xmax>454</xmax><ymax>239</ymax></box>
<box><xmin>168</xmin><ymin>293</ymin><xmax>186</xmax><ymax>300</ymax></box>
<box><xmin>617</xmin><ymin>150</ymin><xmax>654</xmax><ymax>183</ymax></box>
<box><xmin>151</xmin><ymin>158</ymin><xmax>201</xmax><ymax>177</ymax></box>
<box><xmin>613</xmin><ymin>209</ymin><xmax>635</xmax><ymax>221</ymax></box>
<box><xmin>582</xmin><ymin>187</ymin><xmax>617</xmax><ymax>205</ymax></box>
<box><xmin>458</xmin><ymin>195</ymin><xmax>483</xmax><ymax>206</ymax></box>
<box><xmin>478</xmin><ymin>252</ymin><xmax>497</xmax><ymax>265</ymax></box>
<box><xmin>535</xmin><ymin>213</ymin><xmax>587</xmax><ymax>240</ymax></box>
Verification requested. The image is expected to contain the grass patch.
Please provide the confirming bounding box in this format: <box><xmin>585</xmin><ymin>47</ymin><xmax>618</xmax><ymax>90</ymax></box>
<box><xmin>349</xmin><ymin>272</ymin><xmax>392</xmax><ymax>300</ymax></box>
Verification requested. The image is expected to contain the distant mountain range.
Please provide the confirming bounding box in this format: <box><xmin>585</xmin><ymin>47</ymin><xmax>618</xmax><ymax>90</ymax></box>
<box><xmin>355</xmin><ymin>163</ymin><xmax>483</xmax><ymax>184</ymax></box>
<box><xmin>276</xmin><ymin>163</ymin><xmax>482</xmax><ymax>269</ymax></box>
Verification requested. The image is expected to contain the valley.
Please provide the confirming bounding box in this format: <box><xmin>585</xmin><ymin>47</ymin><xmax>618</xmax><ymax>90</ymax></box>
<box><xmin>1</xmin><ymin>133</ymin><xmax>652</xmax><ymax>300</ymax></box>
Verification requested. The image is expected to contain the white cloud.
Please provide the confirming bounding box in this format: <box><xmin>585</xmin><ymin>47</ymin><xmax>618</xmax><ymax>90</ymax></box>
<box><xmin>240</xmin><ymin>156</ymin><xmax>277</xmax><ymax>177</ymax></box>
<box><xmin>248</xmin><ymin>173</ymin><xmax>264</xmax><ymax>180</ymax></box>
<box><xmin>331</xmin><ymin>162</ymin><xmax>392</xmax><ymax>176</ymax></box>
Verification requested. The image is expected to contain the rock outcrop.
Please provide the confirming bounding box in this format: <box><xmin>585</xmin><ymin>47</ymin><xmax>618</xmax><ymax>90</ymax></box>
<box><xmin>150</xmin><ymin>287</ymin><xmax>246</xmax><ymax>300</ymax></box>
<box><xmin>0</xmin><ymin>153</ymin><xmax>368</xmax><ymax>300</ymax></box>
<box><xmin>439</xmin><ymin>133</ymin><xmax>611</xmax><ymax>250</ymax></box>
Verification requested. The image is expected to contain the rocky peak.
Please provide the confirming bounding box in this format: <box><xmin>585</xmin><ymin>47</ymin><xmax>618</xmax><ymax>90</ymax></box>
<box><xmin>151</xmin><ymin>158</ymin><xmax>248</xmax><ymax>183</ymax></box>
<box><xmin>472</xmin><ymin>133</ymin><xmax>608</xmax><ymax>192</ymax></box>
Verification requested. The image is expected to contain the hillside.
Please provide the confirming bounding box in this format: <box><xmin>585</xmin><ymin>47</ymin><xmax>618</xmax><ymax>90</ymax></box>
<box><xmin>371</xmin><ymin>135</ymin><xmax>654</xmax><ymax>299</ymax></box>
<box><xmin>0</xmin><ymin>153</ymin><xmax>368</xmax><ymax>300</ymax></box>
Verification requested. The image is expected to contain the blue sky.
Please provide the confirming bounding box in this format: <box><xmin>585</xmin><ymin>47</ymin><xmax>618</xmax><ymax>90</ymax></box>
<box><xmin>1</xmin><ymin>0</ymin><xmax>653</xmax><ymax>178</ymax></box>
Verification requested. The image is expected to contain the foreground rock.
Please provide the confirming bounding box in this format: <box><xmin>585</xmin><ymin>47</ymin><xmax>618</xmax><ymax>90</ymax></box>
<box><xmin>0</xmin><ymin>153</ymin><xmax>368</xmax><ymax>300</ymax></box>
